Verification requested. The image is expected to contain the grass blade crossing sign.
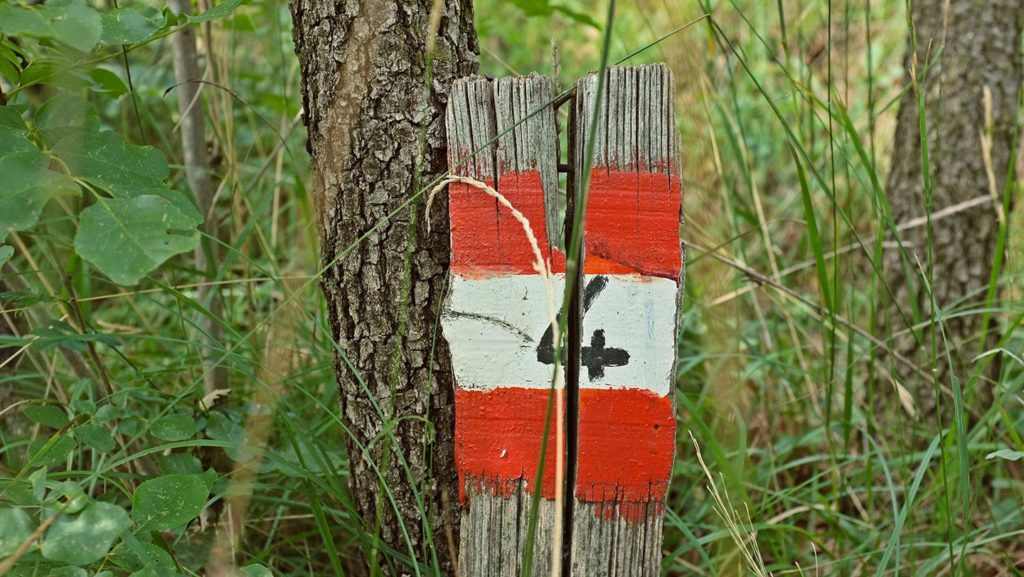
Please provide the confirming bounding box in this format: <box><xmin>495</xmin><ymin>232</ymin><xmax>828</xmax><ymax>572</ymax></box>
<box><xmin>442</xmin><ymin>64</ymin><xmax>683</xmax><ymax>577</ymax></box>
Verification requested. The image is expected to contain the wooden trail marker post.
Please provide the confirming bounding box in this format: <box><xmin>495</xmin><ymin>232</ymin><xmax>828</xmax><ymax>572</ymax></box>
<box><xmin>442</xmin><ymin>64</ymin><xmax>683</xmax><ymax>577</ymax></box>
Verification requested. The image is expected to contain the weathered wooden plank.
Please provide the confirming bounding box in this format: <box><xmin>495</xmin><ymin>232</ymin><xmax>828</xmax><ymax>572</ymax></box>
<box><xmin>444</xmin><ymin>75</ymin><xmax>564</xmax><ymax>577</ymax></box>
<box><xmin>571</xmin><ymin>63</ymin><xmax>682</xmax><ymax>577</ymax></box>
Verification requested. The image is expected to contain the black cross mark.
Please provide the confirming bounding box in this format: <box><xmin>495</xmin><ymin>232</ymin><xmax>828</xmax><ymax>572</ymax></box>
<box><xmin>580</xmin><ymin>329</ymin><xmax>629</xmax><ymax>381</ymax></box>
<box><xmin>536</xmin><ymin>275</ymin><xmax>630</xmax><ymax>381</ymax></box>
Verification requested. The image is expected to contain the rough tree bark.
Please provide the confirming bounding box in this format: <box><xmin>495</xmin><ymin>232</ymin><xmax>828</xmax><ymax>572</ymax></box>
<box><xmin>883</xmin><ymin>0</ymin><xmax>1021</xmax><ymax>420</ymax></box>
<box><xmin>290</xmin><ymin>0</ymin><xmax>478</xmax><ymax>572</ymax></box>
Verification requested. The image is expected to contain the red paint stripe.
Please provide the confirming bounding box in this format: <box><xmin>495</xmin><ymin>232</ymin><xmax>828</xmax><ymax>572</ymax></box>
<box><xmin>449</xmin><ymin>170</ymin><xmax>564</xmax><ymax>276</ymax></box>
<box><xmin>583</xmin><ymin>168</ymin><xmax>682</xmax><ymax>279</ymax></box>
<box><xmin>575</xmin><ymin>388</ymin><xmax>675</xmax><ymax>522</ymax></box>
<box><xmin>455</xmin><ymin>387</ymin><xmax>563</xmax><ymax>502</ymax></box>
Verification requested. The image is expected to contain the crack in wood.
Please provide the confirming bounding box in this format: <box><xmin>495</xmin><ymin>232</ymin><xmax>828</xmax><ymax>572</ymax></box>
<box><xmin>446</xmin><ymin>64</ymin><xmax>681</xmax><ymax>577</ymax></box>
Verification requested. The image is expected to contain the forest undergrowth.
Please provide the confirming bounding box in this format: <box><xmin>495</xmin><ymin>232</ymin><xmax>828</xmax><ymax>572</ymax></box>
<box><xmin>2</xmin><ymin>1</ymin><xmax>1023</xmax><ymax>575</ymax></box>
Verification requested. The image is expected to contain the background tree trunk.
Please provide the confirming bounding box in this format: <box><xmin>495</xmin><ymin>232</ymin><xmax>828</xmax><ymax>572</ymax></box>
<box><xmin>883</xmin><ymin>0</ymin><xmax>1021</xmax><ymax>420</ymax></box>
<box><xmin>290</xmin><ymin>0</ymin><xmax>478</xmax><ymax>572</ymax></box>
<box><xmin>169</xmin><ymin>0</ymin><xmax>228</xmax><ymax>397</ymax></box>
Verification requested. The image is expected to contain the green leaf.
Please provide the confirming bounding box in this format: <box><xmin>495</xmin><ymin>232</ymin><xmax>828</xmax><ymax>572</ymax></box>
<box><xmin>88</xmin><ymin>68</ymin><xmax>129</xmax><ymax>98</ymax></box>
<box><xmin>507</xmin><ymin>0</ymin><xmax>555</xmax><ymax>16</ymax></box>
<box><xmin>506</xmin><ymin>0</ymin><xmax>598</xmax><ymax>27</ymax></box>
<box><xmin>0</xmin><ymin>153</ymin><xmax>77</xmax><ymax>232</ymax></box>
<box><xmin>20</xmin><ymin>59</ymin><xmax>92</xmax><ymax>92</ymax></box>
<box><xmin>30</xmin><ymin>322</ymin><xmax>119</xmax><ymax>352</ymax></box>
<box><xmin>69</xmin><ymin>396</ymin><xmax>95</xmax><ymax>417</ymax></box>
<box><xmin>131</xmin><ymin>474</ymin><xmax>210</xmax><ymax>531</ymax></box>
<box><xmin>0</xmin><ymin>507</ymin><xmax>34</xmax><ymax>558</ymax></box>
<box><xmin>118</xmin><ymin>416</ymin><xmax>145</xmax><ymax>437</ymax></box>
<box><xmin>0</xmin><ymin>479</ymin><xmax>37</xmax><ymax>507</ymax></box>
<box><xmin>151</xmin><ymin>413</ymin><xmax>196</xmax><ymax>442</ymax></box>
<box><xmin>28</xmin><ymin>434</ymin><xmax>76</xmax><ymax>467</ymax></box>
<box><xmin>224</xmin><ymin>12</ymin><xmax>255</xmax><ymax>32</ymax></box>
<box><xmin>49</xmin><ymin>482</ymin><xmax>88</xmax><ymax>514</ymax></box>
<box><xmin>188</xmin><ymin>0</ymin><xmax>247</xmax><ymax>23</ymax></box>
<box><xmin>23</xmin><ymin>405</ymin><xmax>69</xmax><ymax>428</ymax></box>
<box><xmin>0</xmin><ymin>105</ymin><xmax>29</xmax><ymax>135</ymax></box>
<box><xmin>34</xmin><ymin>93</ymin><xmax>100</xmax><ymax>140</ymax></box>
<box><xmin>29</xmin><ymin>468</ymin><xmax>46</xmax><ymax>502</ymax></box>
<box><xmin>56</xmin><ymin>130</ymin><xmax>199</xmax><ymax>219</ymax></box>
<box><xmin>0</xmin><ymin>106</ymin><xmax>77</xmax><ymax>234</ymax></box>
<box><xmin>36</xmin><ymin>94</ymin><xmax>200</xmax><ymax>221</ymax></box>
<box><xmin>0</xmin><ymin>245</ymin><xmax>12</xmax><ymax>268</ymax></box>
<box><xmin>112</xmin><ymin>534</ymin><xmax>176</xmax><ymax>577</ymax></box>
<box><xmin>40</xmin><ymin>501</ymin><xmax>130</xmax><ymax>565</ymax></box>
<box><xmin>986</xmin><ymin>448</ymin><xmax>1024</xmax><ymax>462</ymax></box>
<box><xmin>550</xmin><ymin>5</ymin><xmax>598</xmax><ymax>27</ymax></box>
<box><xmin>155</xmin><ymin>453</ymin><xmax>203</xmax><ymax>475</ymax></box>
<box><xmin>206</xmin><ymin>410</ymin><xmax>249</xmax><ymax>461</ymax></box>
<box><xmin>94</xmin><ymin>403</ymin><xmax>120</xmax><ymax>423</ymax></box>
<box><xmin>101</xmin><ymin>7</ymin><xmax>164</xmax><ymax>45</ymax></box>
<box><xmin>0</xmin><ymin>43</ymin><xmax>20</xmax><ymax>84</ymax></box>
<box><xmin>0</xmin><ymin>59</ymin><xmax>16</xmax><ymax>86</ymax></box>
<box><xmin>0</xmin><ymin>0</ymin><xmax>103</xmax><ymax>53</ymax></box>
<box><xmin>75</xmin><ymin>195</ymin><xmax>201</xmax><ymax>285</ymax></box>
<box><xmin>50</xmin><ymin>567</ymin><xmax>88</xmax><ymax>577</ymax></box>
<box><xmin>74</xmin><ymin>423</ymin><xmax>116</xmax><ymax>452</ymax></box>
<box><xmin>240</xmin><ymin>565</ymin><xmax>274</xmax><ymax>577</ymax></box>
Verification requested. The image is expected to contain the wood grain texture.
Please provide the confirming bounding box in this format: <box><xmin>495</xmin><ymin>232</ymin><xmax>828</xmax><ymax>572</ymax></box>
<box><xmin>571</xmin><ymin>64</ymin><xmax>682</xmax><ymax>577</ymax></box>
<box><xmin>445</xmin><ymin>74</ymin><xmax>562</xmax><ymax>577</ymax></box>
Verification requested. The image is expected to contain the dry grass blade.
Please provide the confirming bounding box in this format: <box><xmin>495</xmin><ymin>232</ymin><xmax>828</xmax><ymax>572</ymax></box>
<box><xmin>689</xmin><ymin>430</ymin><xmax>771</xmax><ymax>577</ymax></box>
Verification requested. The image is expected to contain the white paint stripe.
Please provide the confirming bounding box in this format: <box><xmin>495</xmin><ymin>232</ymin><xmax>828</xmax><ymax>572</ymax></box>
<box><xmin>445</xmin><ymin>274</ymin><xmax>676</xmax><ymax>396</ymax></box>
<box><xmin>444</xmin><ymin>274</ymin><xmax>566</xmax><ymax>390</ymax></box>
<box><xmin>579</xmin><ymin>275</ymin><xmax>676</xmax><ymax>397</ymax></box>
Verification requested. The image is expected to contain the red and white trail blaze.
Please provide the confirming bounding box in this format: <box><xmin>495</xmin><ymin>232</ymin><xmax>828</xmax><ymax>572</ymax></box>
<box><xmin>443</xmin><ymin>166</ymin><xmax>681</xmax><ymax>524</ymax></box>
<box><xmin>444</xmin><ymin>65</ymin><xmax>681</xmax><ymax>577</ymax></box>
<box><xmin>444</xmin><ymin>167</ymin><xmax>566</xmax><ymax>503</ymax></box>
<box><xmin>444</xmin><ymin>69</ymin><xmax>682</xmax><ymax>534</ymax></box>
<box><xmin>576</xmin><ymin>167</ymin><xmax>681</xmax><ymax>523</ymax></box>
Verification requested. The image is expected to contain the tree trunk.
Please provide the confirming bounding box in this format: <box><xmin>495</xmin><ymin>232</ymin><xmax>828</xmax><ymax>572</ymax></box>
<box><xmin>883</xmin><ymin>0</ymin><xmax>1021</xmax><ymax>421</ymax></box>
<box><xmin>289</xmin><ymin>0</ymin><xmax>478</xmax><ymax>572</ymax></box>
<box><xmin>169</xmin><ymin>0</ymin><xmax>228</xmax><ymax>397</ymax></box>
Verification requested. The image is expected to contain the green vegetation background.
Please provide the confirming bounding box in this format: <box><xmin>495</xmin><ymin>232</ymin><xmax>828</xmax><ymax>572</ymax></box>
<box><xmin>1</xmin><ymin>0</ymin><xmax>1023</xmax><ymax>575</ymax></box>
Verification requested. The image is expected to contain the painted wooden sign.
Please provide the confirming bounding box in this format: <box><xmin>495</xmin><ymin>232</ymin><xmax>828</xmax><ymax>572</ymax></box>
<box><xmin>571</xmin><ymin>65</ymin><xmax>680</xmax><ymax>577</ymax></box>
<box><xmin>444</xmin><ymin>74</ymin><xmax>565</xmax><ymax>577</ymax></box>
<box><xmin>443</xmin><ymin>64</ymin><xmax>682</xmax><ymax>577</ymax></box>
